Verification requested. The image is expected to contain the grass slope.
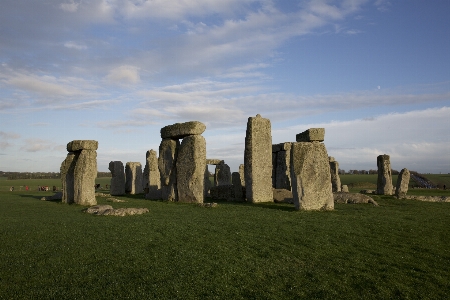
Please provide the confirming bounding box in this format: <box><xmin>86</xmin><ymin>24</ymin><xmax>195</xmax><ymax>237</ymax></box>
<box><xmin>0</xmin><ymin>188</ymin><xmax>449</xmax><ymax>299</ymax></box>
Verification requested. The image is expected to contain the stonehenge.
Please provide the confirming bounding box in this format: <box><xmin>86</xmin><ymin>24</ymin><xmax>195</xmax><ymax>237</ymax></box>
<box><xmin>377</xmin><ymin>154</ymin><xmax>393</xmax><ymax>195</ymax></box>
<box><xmin>125</xmin><ymin>162</ymin><xmax>143</xmax><ymax>194</ymax></box>
<box><xmin>395</xmin><ymin>168</ymin><xmax>410</xmax><ymax>199</ymax></box>
<box><xmin>214</xmin><ymin>162</ymin><xmax>231</xmax><ymax>186</ymax></box>
<box><xmin>144</xmin><ymin>150</ymin><xmax>161</xmax><ymax>200</ymax></box>
<box><xmin>329</xmin><ymin>156</ymin><xmax>341</xmax><ymax>192</ymax></box>
<box><xmin>244</xmin><ymin>114</ymin><xmax>273</xmax><ymax>203</ymax></box>
<box><xmin>61</xmin><ymin>140</ymin><xmax>98</xmax><ymax>206</ymax></box>
<box><xmin>272</xmin><ymin>142</ymin><xmax>292</xmax><ymax>190</ymax></box>
<box><xmin>109</xmin><ymin>161</ymin><xmax>125</xmax><ymax>196</ymax></box>
<box><xmin>290</xmin><ymin>129</ymin><xmax>334</xmax><ymax>211</ymax></box>
<box><xmin>159</xmin><ymin>121</ymin><xmax>206</xmax><ymax>203</ymax></box>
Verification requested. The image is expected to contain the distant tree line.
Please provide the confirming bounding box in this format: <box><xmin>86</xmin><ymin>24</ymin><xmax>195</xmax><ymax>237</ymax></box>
<box><xmin>1</xmin><ymin>171</ymin><xmax>111</xmax><ymax>180</ymax></box>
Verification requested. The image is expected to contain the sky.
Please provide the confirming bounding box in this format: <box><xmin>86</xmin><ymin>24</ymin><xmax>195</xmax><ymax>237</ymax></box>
<box><xmin>0</xmin><ymin>0</ymin><xmax>449</xmax><ymax>174</ymax></box>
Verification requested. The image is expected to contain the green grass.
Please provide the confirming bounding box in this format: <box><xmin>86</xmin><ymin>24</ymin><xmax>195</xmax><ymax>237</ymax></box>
<box><xmin>1</xmin><ymin>183</ymin><xmax>450</xmax><ymax>299</ymax></box>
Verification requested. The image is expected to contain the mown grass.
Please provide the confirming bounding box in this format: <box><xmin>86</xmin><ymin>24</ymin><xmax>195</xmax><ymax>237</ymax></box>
<box><xmin>1</xmin><ymin>182</ymin><xmax>450</xmax><ymax>299</ymax></box>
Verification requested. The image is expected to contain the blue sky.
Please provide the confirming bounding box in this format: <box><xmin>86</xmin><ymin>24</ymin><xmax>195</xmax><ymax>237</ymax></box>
<box><xmin>0</xmin><ymin>0</ymin><xmax>449</xmax><ymax>174</ymax></box>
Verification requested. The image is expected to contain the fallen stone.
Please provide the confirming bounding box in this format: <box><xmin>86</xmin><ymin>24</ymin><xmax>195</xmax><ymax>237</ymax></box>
<box><xmin>85</xmin><ymin>205</ymin><xmax>114</xmax><ymax>215</ymax></box>
<box><xmin>296</xmin><ymin>128</ymin><xmax>325</xmax><ymax>142</ymax></box>
<box><xmin>102</xmin><ymin>208</ymin><xmax>149</xmax><ymax>216</ymax></box>
<box><xmin>273</xmin><ymin>189</ymin><xmax>294</xmax><ymax>204</ymax></box>
<box><xmin>198</xmin><ymin>202</ymin><xmax>218</xmax><ymax>208</ymax></box>
<box><xmin>403</xmin><ymin>195</ymin><xmax>450</xmax><ymax>202</ymax></box>
<box><xmin>106</xmin><ymin>198</ymin><xmax>126</xmax><ymax>203</ymax></box>
<box><xmin>360</xmin><ymin>189</ymin><xmax>375</xmax><ymax>194</ymax></box>
<box><xmin>161</xmin><ymin>121</ymin><xmax>206</xmax><ymax>139</ymax></box>
<box><xmin>67</xmin><ymin>140</ymin><xmax>98</xmax><ymax>152</ymax></box>
<box><xmin>333</xmin><ymin>192</ymin><xmax>379</xmax><ymax>206</ymax></box>
<box><xmin>40</xmin><ymin>192</ymin><xmax>63</xmax><ymax>201</ymax></box>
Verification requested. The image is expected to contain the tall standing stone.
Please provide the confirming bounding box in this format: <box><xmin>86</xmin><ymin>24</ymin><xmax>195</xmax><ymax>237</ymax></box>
<box><xmin>61</xmin><ymin>152</ymin><xmax>76</xmax><ymax>204</ymax></box>
<box><xmin>290</xmin><ymin>129</ymin><xmax>333</xmax><ymax>211</ymax></box>
<box><xmin>214</xmin><ymin>162</ymin><xmax>231</xmax><ymax>186</ymax></box>
<box><xmin>377</xmin><ymin>154</ymin><xmax>393</xmax><ymax>195</ymax></box>
<box><xmin>144</xmin><ymin>150</ymin><xmax>161</xmax><ymax>199</ymax></box>
<box><xmin>204</xmin><ymin>165</ymin><xmax>212</xmax><ymax>197</ymax></box>
<box><xmin>329</xmin><ymin>157</ymin><xmax>341</xmax><ymax>192</ymax></box>
<box><xmin>232</xmin><ymin>172</ymin><xmax>244</xmax><ymax>201</ymax></box>
<box><xmin>239</xmin><ymin>164</ymin><xmax>245</xmax><ymax>187</ymax></box>
<box><xmin>109</xmin><ymin>161</ymin><xmax>125</xmax><ymax>196</ymax></box>
<box><xmin>244</xmin><ymin>114</ymin><xmax>273</xmax><ymax>203</ymax></box>
<box><xmin>176</xmin><ymin>135</ymin><xmax>206</xmax><ymax>203</ymax></box>
<box><xmin>275</xmin><ymin>143</ymin><xmax>292</xmax><ymax>190</ymax></box>
<box><xmin>395</xmin><ymin>168</ymin><xmax>410</xmax><ymax>199</ymax></box>
<box><xmin>158</xmin><ymin>138</ymin><xmax>179</xmax><ymax>201</ymax></box>
<box><xmin>125</xmin><ymin>162</ymin><xmax>143</xmax><ymax>194</ymax></box>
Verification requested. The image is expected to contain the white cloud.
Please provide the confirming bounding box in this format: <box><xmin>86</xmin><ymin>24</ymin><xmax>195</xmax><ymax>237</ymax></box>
<box><xmin>106</xmin><ymin>65</ymin><xmax>141</xmax><ymax>85</ymax></box>
<box><xmin>374</xmin><ymin>0</ymin><xmax>391</xmax><ymax>12</ymax></box>
<box><xmin>64</xmin><ymin>41</ymin><xmax>87</xmax><ymax>50</ymax></box>
<box><xmin>20</xmin><ymin>138</ymin><xmax>54</xmax><ymax>152</ymax></box>
<box><xmin>60</xmin><ymin>1</ymin><xmax>79</xmax><ymax>13</ymax></box>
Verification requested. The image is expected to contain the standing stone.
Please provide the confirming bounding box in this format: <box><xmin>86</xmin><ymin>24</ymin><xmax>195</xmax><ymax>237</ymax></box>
<box><xmin>341</xmin><ymin>185</ymin><xmax>349</xmax><ymax>193</ymax></box>
<box><xmin>244</xmin><ymin>114</ymin><xmax>273</xmax><ymax>203</ymax></box>
<box><xmin>214</xmin><ymin>162</ymin><xmax>231</xmax><ymax>186</ymax></box>
<box><xmin>176</xmin><ymin>135</ymin><xmax>206</xmax><ymax>203</ymax></box>
<box><xmin>204</xmin><ymin>165</ymin><xmax>212</xmax><ymax>197</ymax></box>
<box><xmin>272</xmin><ymin>152</ymin><xmax>277</xmax><ymax>187</ymax></box>
<box><xmin>109</xmin><ymin>161</ymin><xmax>125</xmax><ymax>196</ymax></box>
<box><xmin>61</xmin><ymin>152</ymin><xmax>76</xmax><ymax>204</ymax></box>
<box><xmin>125</xmin><ymin>162</ymin><xmax>143</xmax><ymax>194</ymax></box>
<box><xmin>329</xmin><ymin>157</ymin><xmax>341</xmax><ymax>192</ymax></box>
<box><xmin>377</xmin><ymin>154</ymin><xmax>393</xmax><ymax>195</ymax></box>
<box><xmin>395</xmin><ymin>168</ymin><xmax>410</xmax><ymax>199</ymax></box>
<box><xmin>73</xmin><ymin>149</ymin><xmax>97</xmax><ymax>206</ymax></box>
<box><xmin>290</xmin><ymin>140</ymin><xmax>334</xmax><ymax>211</ymax></box>
<box><xmin>232</xmin><ymin>172</ymin><xmax>244</xmax><ymax>201</ymax></box>
<box><xmin>158</xmin><ymin>138</ymin><xmax>179</xmax><ymax>201</ymax></box>
<box><xmin>239</xmin><ymin>164</ymin><xmax>245</xmax><ymax>187</ymax></box>
<box><xmin>144</xmin><ymin>150</ymin><xmax>161</xmax><ymax>199</ymax></box>
<box><xmin>275</xmin><ymin>143</ymin><xmax>292</xmax><ymax>190</ymax></box>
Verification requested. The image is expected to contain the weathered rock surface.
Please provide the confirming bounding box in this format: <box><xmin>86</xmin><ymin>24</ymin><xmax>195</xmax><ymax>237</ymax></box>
<box><xmin>244</xmin><ymin>114</ymin><xmax>273</xmax><ymax>203</ymax></box>
<box><xmin>360</xmin><ymin>189</ymin><xmax>375</xmax><ymax>194</ymax></box>
<box><xmin>106</xmin><ymin>198</ymin><xmax>126</xmax><ymax>203</ymax></box>
<box><xmin>176</xmin><ymin>135</ymin><xmax>206</xmax><ymax>203</ymax></box>
<box><xmin>329</xmin><ymin>159</ymin><xmax>341</xmax><ymax>192</ymax></box>
<box><xmin>296</xmin><ymin>128</ymin><xmax>325</xmax><ymax>142</ymax></box>
<box><xmin>206</xmin><ymin>159</ymin><xmax>224</xmax><ymax>165</ymax></box>
<box><xmin>67</xmin><ymin>140</ymin><xmax>98</xmax><ymax>152</ymax></box>
<box><xmin>273</xmin><ymin>189</ymin><xmax>294</xmax><ymax>204</ymax></box>
<box><xmin>232</xmin><ymin>172</ymin><xmax>244</xmax><ymax>201</ymax></box>
<box><xmin>61</xmin><ymin>152</ymin><xmax>76</xmax><ymax>204</ymax></box>
<box><xmin>210</xmin><ymin>185</ymin><xmax>234</xmax><ymax>201</ymax></box>
<box><xmin>144</xmin><ymin>150</ymin><xmax>162</xmax><ymax>200</ymax></box>
<box><xmin>214</xmin><ymin>162</ymin><xmax>231</xmax><ymax>186</ymax></box>
<box><xmin>377</xmin><ymin>154</ymin><xmax>393</xmax><ymax>195</ymax></box>
<box><xmin>239</xmin><ymin>164</ymin><xmax>245</xmax><ymax>187</ymax></box>
<box><xmin>290</xmin><ymin>141</ymin><xmax>334</xmax><ymax>210</ymax></box>
<box><xmin>395</xmin><ymin>168</ymin><xmax>410</xmax><ymax>199</ymax></box>
<box><xmin>40</xmin><ymin>192</ymin><xmax>63</xmax><ymax>201</ymax></box>
<box><xmin>404</xmin><ymin>195</ymin><xmax>450</xmax><ymax>202</ymax></box>
<box><xmin>85</xmin><ymin>205</ymin><xmax>149</xmax><ymax>216</ymax></box>
<box><xmin>341</xmin><ymin>185</ymin><xmax>349</xmax><ymax>193</ymax></box>
<box><xmin>109</xmin><ymin>161</ymin><xmax>125</xmax><ymax>196</ymax></box>
<box><xmin>204</xmin><ymin>165</ymin><xmax>212</xmax><ymax>198</ymax></box>
<box><xmin>333</xmin><ymin>192</ymin><xmax>379</xmax><ymax>206</ymax></box>
<box><xmin>160</xmin><ymin>121</ymin><xmax>206</xmax><ymax>139</ymax></box>
<box><xmin>275</xmin><ymin>145</ymin><xmax>291</xmax><ymax>190</ymax></box>
<box><xmin>73</xmin><ymin>149</ymin><xmax>97</xmax><ymax>206</ymax></box>
<box><xmin>125</xmin><ymin>162</ymin><xmax>143</xmax><ymax>194</ymax></box>
<box><xmin>158</xmin><ymin>138</ymin><xmax>179</xmax><ymax>201</ymax></box>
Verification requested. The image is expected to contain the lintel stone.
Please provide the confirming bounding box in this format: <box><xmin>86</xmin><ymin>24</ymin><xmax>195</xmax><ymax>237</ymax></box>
<box><xmin>67</xmin><ymin>140</ymin><xmax>98</xmax><ymax>152</ymax></box>
<box><xmin>296</xmin><ymin>128</ymin><xmax>325</xmax><ymax>142</ymax></box>
<box><xmin>160</xmin><ymin>121</ymin><xmax>206</xmax><ymax>139</ymax></box>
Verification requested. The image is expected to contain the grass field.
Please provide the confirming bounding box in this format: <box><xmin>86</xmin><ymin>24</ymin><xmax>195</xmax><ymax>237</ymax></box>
<box><xmin>0</xmin><ymin>176</ymin><xmax>449</xmax><ymax>299</ymax></box>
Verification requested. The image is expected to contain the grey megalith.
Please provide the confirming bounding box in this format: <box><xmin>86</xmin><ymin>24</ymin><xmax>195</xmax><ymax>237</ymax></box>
<box><xmin>125</xmin><ymin>162</ymin><xmax>143</xmax><ymax>195</ymax></box>
<box><xmin>158</xmin><ymin>138</ymin><xmax>179</xmax><ymax>201</ymax></box>
<box><xmin>109</xmin><ymin>161</ymin><xmax>125</xmax><ymax>196</ymax></box>
<box><xmin>244</xmin><ymin>114</ymin><xmax>273</xmax><ymax>203</ymax></box>
<box><xmin>377</xmin><ymin>154</ymin><xmax>393</xmax><ymax>195</ymax></box>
